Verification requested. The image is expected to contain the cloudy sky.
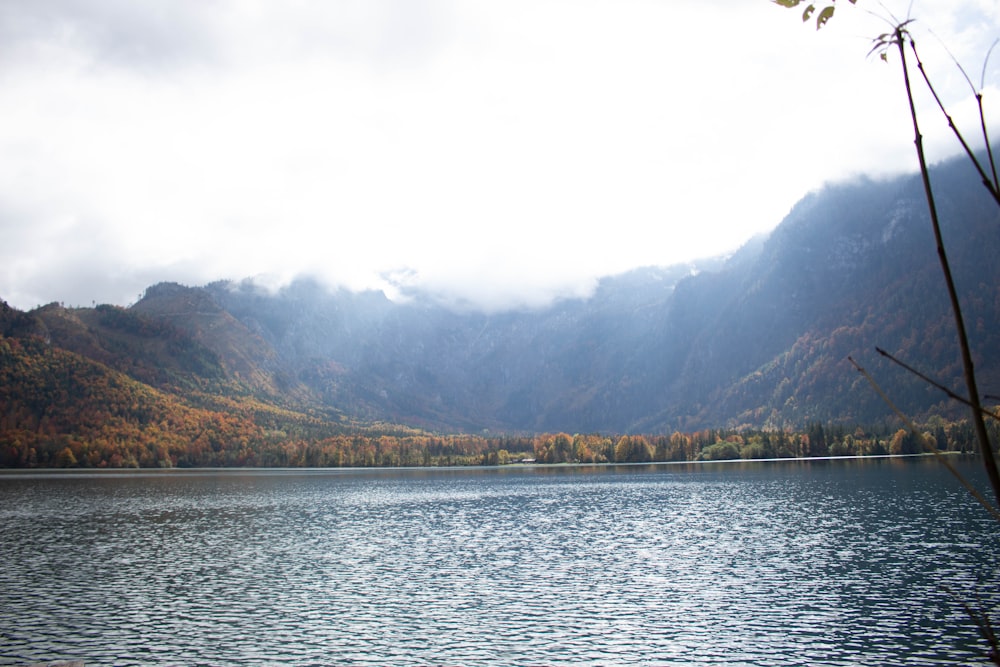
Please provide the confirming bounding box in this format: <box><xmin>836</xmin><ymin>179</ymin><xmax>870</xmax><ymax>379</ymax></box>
<box><xmin>0</xmin><ymin>1</ymin><xmax>998</xmax><ymax>311</ymax></box>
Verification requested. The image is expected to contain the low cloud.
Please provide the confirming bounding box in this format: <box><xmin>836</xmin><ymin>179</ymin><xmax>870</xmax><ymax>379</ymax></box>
<box><xmin>0</xmin><ymin>1</ymin><xmax>997</xmax><ymax>312</ymax></box>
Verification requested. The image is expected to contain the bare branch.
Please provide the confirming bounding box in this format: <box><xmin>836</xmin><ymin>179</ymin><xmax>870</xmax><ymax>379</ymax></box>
<box><xmin>896</xmin><ymin>27</ymin><xmax>1000</xmax><ymax>507</ymax></box>
<box><xmin>982</xmin><ymin>40</ymin><xmax>1000</xmax><ymax>194</ymax></box>
<box><xmin>876</xmin><ymin>347</ymin><xmax>1000</xmax><ymax>421</ymax></box>
<box><xmin>982</xmin><ymin>39</ymin><xmax>998</xmax><ymax>92</ymax></box>
<box><xmin>927</xmin><ymin>32</ymin><xmax>1000</xmax><ymax>197</ymax></box>
<box><xmin>942</xmin><ymin>585</ymin><xmax>1000</xmax><ymax>666</ymax></box>
<box><xmin>848</xmin><ymin>356</ymin><xmax>1000</xmax><ymax>521</ymax></box>
<box><xmin>909</xmin><ymin>38</ymin><xmax>1000</xmax><ymax>207</ymax></box>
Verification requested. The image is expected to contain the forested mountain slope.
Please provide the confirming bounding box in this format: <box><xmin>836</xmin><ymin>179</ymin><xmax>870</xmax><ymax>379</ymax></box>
<box><xmin>2</xmin><ymin>150</ymin><xmax>997</xmax><ymax>441</ymax></box>
<box><xmin>196</xmin><ymin>151</ymin><xmax>1000</xmax><ymax>432</ymax></box>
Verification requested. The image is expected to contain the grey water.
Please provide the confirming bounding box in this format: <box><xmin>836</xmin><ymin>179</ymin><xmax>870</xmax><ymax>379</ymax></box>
<box><xmin>1</xmin><ymin>457</ymin><xmax>999</xmax><ymax>666</ymax></box>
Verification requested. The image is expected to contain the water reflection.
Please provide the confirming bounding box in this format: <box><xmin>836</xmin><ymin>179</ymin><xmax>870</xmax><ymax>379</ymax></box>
<box><xmin>1</xmin><ymin>458</ymin><xmax>998</xmax><ymax>666</ymax></box>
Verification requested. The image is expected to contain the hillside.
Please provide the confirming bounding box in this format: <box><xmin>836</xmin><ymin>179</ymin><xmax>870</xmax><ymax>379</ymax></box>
<box><xmin>1</xmin><ymin>150</ymin><xmax>998</xmax><ymax>454</ymax></box>
<box><xmin>194</xmin><ymin>151</ymin><xmax>999</xmax><ymax>432</ymax></box>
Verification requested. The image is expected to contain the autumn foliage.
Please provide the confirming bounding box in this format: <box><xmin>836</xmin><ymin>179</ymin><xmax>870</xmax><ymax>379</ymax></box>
<box><xmin>0</xmin><ymin>304</ymin><xmax>990</xmax><ymax>469</ymax></box>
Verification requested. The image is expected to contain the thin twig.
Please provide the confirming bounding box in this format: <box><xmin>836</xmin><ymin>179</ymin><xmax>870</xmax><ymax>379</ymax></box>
<box><xmin>897</xmin><ymin>28</ymin><xmax>1000</xmax><ymax>507</ymax></box>
<box><xmin>876</xmin><ymin>346</ymin><xmax>1000</xmax><ymax>421</ymax></box>
<box><xmin>980</xmin><ymin>39</ymin><xmax>1000</xmax><ymax>194</ymax></box>
<box><xmin>927</xmin><ymin>31</ymin><xmax>999</xmax><ymax>196</ymax></box>
<box><xmin>910</xmin><ymin>39</ymin><xmax>1000</xmax><ymax>207</ymax></box>
<box><xmin>849</xmin><ymin>356</ymin><xmax>1000</xmax><ymax>522</ymax></box>
<box><xmin>943</xmin><ymin>585</ymin><xmax>1000</xmax><ymax>666</ymax></box>
<box><xmin>978</xmin><ymin>94</ymin><xmax>999</xmax><ymax>196</ymax></box>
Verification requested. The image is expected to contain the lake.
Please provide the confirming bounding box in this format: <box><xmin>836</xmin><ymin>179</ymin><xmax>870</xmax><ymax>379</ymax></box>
<box><xmin>1</xmin><ymin>457</ymin><xmax>999</xmax><ymax>666</ymax></box>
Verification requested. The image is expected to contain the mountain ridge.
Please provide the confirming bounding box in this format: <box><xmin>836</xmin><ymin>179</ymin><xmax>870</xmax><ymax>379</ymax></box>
<box><xmin>2</xmin><ymin>150</ymin><xmax>998</xmax><ymax>443</ymax></box>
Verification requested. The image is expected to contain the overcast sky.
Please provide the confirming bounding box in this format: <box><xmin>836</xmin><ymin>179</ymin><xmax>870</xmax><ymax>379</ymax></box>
<box><xmin>0</xmin><ymin>1</ymin><xmax>998</xmax><ymax>311</ymax></box>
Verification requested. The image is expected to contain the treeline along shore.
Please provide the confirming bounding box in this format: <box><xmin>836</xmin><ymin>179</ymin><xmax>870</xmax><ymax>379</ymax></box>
<box><xmin>3</xmin><ymin>321</ymin><xmax>997</xmax><ymax>468</ymax></box>
<box><xmin>1</xmin><ymin>413</ymin><xmax>993</xmax><ymax>469</ymax></box>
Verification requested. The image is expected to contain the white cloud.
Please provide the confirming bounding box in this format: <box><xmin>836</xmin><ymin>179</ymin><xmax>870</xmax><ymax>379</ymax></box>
<box><xmin>0</xmin><ymin>0</ymin><xmax>997</xmax><ymax>311</ymax></box>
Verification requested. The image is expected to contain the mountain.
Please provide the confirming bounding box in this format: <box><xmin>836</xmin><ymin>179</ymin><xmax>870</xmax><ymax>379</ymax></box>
<box><xmin>2</xmin><ymin>150</ymin><xmax>998</xmax><ymax>448</ymax></box>
<box><xmin>194</xmin><ymin>151</ymin><xmax>999</xmax><ymax>433</ymax></box>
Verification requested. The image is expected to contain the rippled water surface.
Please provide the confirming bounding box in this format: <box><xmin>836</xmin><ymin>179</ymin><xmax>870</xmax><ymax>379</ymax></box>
<box><xmin>2</xmin><ymin>457</ymin><xmax>1000</xmax><ymax>666</ymax></box>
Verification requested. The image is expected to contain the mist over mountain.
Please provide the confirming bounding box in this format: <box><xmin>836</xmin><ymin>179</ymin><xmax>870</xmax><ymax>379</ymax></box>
<box><xmin>3</xmin><ymin>150</ymin><xmax>999</xmax><ymax>439</ymax></box>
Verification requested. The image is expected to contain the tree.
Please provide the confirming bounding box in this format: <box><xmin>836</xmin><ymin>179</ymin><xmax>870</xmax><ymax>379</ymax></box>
<box><xmin>533</xmin><ymin>433</ymin><xmax>574</xmax><ymax>463</ymax></box>
<box><xmin>888</xmin><ymin>428</ymin><xmax>924</xmax><ymax>455</ymax></box>
<box><xmin>807</xmin><ymin>422</ymin><xmax>829</xmax><ymax>457</ymax></box>
<box><xmin>55</xmin><ymin>446</ymin><xmax>77</xmax><ymax>468</ymax></box>
<box><xmin>668</xmin><ymin>431</ymin><xmax>692</xmax><ymax>461</ymax></box>
<box><xmin>776</xmin><ymin>0</ymin><xmax>1000</xmax><ymax>511</ymax></box>
<box><xmin>774</xmin><ymin>4</ymin><xmax>1000</xmax><ymax>661</ymax></box>
<box><xmin>699</xmin><ymin>441</ymin><xmax>741</xmax><ymax>461</ymax></box>
<box><xmin>614</xmin><ymin>435</ymin><xmax>653</xmax><ymax>463</ymax></box>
